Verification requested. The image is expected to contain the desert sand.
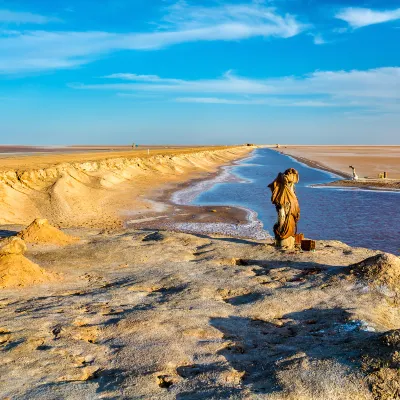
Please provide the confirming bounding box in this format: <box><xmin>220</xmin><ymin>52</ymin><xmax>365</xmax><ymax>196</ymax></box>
<box><xmin>0</xmin><ymin>146</ymin><xmax>251</xmax><ymax>228</ymax></box>
<box><xmin>277</xmin><ymin>146</ymin><xmax>400</xmax><ymax>180</ymax></box>
<box><xmin>0</xmin><ymin>145</ymin><xmax>399</xmax><ymax>399</ymax></box>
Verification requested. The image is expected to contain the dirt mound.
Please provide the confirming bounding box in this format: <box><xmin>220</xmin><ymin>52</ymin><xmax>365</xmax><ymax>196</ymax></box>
<box><xmin>18</xmin><ymin>219</ymin><xmax>78</xmax><ymax>245</ymax></box>
<box><xmin>0</xmin><ymin>236</ymin><xmax>58</xmax><ymax>288</ymax></box>
<box><xmin>0</xmin><ymin>236</ymin><xmax>27</xmax><ymax>255</ymax></box>
<box><xmin>350</xmin><ymin>253</ymin><xmax>400</xmax><ymax>290</ymax></box>
<box><xmin>0</xmin><ymin>254</ymin><xmax>58</xmax><ymax>289</ymax></box>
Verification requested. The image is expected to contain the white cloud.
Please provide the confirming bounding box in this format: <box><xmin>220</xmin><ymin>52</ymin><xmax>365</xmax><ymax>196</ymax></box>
<box><xmin>0</xmin><ymin>9</ymin><xmax>60</xmax><ymax>24</ymax></box>
<box><xmin>0</xmin><ymin>3</ymin><xmax>307</xmax><ymax>74</ymax></box>
<box><xmin>103</xmin><ymin>73</ymin><xmax>184</xmax><ymax>84</ymax></box>
<box><xmin>311</xmin><ymin>33</ymin><xmax>326</xmax><ymax>45</ymax></box>
<box><xmin>335</xmin><ymin>7</ymin><xmax>400</xmax><ymax>29</ymax></box>
<box><xmin>0</xmin><ymin>31</ymin><xmax>113</xmax><ymax>73</ymax></box>
<box><xmin>175</xmin><ymin>97</ymin><xmax>339</xmax><ymax>107</ymax></box>
<box><xmin>159</xmin><ymin>1</ymin><xmax>306</xmax><ymax>39</ymax></box>
<box><xmin>72</xmin><ymin>67</ymin><xmax>400</xmax><ymax>113</ymax></box>
<box><xmin>75</xmin><ymin>67</ymin><xmax>400</xmax><ymax>98</ymax></box>
<box><xmin>176</xmin><ymin>97</ymin><xmax>257</xmax><ymax>104</ymax></box>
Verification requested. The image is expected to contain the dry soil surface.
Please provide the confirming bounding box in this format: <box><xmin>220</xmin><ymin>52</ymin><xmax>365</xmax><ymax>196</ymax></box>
<box><xmin>1</xmin><ymin>226</ymin><xmax>399</xmax><ymax>399</ymax></box>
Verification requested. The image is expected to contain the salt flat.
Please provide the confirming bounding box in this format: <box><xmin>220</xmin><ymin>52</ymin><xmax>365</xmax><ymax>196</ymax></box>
<box><xmin>278</xmin><ymin>146</ymin><xmax>400</xmax><ymax>180</ymax></box>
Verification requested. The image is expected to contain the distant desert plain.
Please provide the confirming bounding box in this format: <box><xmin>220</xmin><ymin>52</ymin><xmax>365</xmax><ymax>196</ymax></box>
<box><xmin>277</xmin><ymin>145</ymin><xmax>400</xmax><ymax>180</ymax></box>
<box><xmin>0</xmin><ymin>145</ymin><xmax>399</xmax><ymax>400</ymax></box>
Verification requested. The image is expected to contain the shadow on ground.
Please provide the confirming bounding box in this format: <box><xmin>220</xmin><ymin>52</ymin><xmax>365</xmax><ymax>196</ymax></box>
<box><xmin>210</xmin><ymin>307</ymin><xmax>378</xmax><ymax>395</ymax></box>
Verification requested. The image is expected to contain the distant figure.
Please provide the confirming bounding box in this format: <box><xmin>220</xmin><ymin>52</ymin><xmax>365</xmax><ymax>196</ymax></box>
<box><xmin>349</xmin><ymin>166</ymin><xmax>358</xmax><ymax>181</ymax></box>
<box><xmin>268</xmin><ymin>168</ymin><xmax>300</xmax><ymax>249</ymax></box>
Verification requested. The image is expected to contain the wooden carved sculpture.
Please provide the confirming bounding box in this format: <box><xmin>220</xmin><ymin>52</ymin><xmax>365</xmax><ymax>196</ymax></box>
<box><xmin>268</xmin><ymin>168</ymin><xmax>300</xmax><ymax>249</ymax></box>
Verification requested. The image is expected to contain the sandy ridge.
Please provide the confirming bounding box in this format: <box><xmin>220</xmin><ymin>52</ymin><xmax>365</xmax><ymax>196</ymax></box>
<box><xmin>0</xmin><ymin>146</ymin><xmax>253</xmax><ymax>227</ymax></box>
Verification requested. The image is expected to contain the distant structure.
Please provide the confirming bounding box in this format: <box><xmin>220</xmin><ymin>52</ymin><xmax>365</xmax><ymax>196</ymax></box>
<box><xmin>276</xmin><ymin>144</ymin><xmax>280</xmax><ymax>148</ymax></box>
<box><xmin>349</xmin><ymin>166</ymin><xmax>358</xmax><ymax>181</ymax></box>
<box><xmin>268</xmin><ymin>168</ymin><xmax>300</xmax><ymax>249</ymax></box>
<box><xmin>378</xmin><ymin>172</ymin><xmax>388</xmax><ymax>179</ymax></box>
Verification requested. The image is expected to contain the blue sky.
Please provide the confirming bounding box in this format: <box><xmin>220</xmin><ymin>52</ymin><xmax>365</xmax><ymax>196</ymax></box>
<box><xmin>0</xmin><ymin>0</ymin><xmax>399</xmax><ymax>145</ymax></box>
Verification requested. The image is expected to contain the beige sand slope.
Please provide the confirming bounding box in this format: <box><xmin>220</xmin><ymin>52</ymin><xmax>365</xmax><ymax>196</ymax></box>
<box><xmin>0</xmin><ymin>237</ymin><xmax>58</xmax><ymax>288</ymax></box>
<box><xmin>18</xmin><ymin>219</ymin><xmax>78</xmax><ymax>245</ymax></box>
<box><xmin>0</xmin><ymin>146</ymin><xmax>251</xmax><ymax>228</ymax></box>
<box><xmin>277</xmin><ymin>146</ymin><xmax>400</xmax><ymax>179</ymax></box>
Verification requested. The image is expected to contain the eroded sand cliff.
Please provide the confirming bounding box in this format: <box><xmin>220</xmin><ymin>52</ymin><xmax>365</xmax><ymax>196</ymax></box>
<box><xmin>0</xmin><ymin>146</ymin><xmax>251</xmax><ymax>228</ymax></box>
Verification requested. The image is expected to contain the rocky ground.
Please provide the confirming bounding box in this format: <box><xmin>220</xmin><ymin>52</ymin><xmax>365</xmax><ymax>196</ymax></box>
<box><xmin>1</xmin><ymin>222</ymin><xmax>399</xmax><ymax>399</ymax></box>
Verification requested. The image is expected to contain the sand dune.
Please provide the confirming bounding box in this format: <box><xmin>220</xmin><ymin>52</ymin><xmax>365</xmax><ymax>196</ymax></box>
<box><xmin>0</xmin><ymin>146</ymin><xmax>251</xmax><ymax>228</ymax></box>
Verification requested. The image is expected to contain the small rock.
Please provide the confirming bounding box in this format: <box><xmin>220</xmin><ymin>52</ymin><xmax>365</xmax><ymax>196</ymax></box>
<box><xmin>142</xmin><ymin>232</ymin><xmax>164</xmax><ymax>242</ymax></box>
<box><xmin>0</xmin><ymin>334</ymin><xmax>11</xmax><ymax>345</ymax></box>
<box><xmin>51</xmin><ymin>324</ymin><xmax>62</xmax><ymax>339</ymax></box>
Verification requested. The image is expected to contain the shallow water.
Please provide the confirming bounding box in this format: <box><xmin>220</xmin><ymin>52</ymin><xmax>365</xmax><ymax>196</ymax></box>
<box><xmin>193</xmin><ymin>148</ymin><xmax>400</xmax><ymax>255</ymax></box>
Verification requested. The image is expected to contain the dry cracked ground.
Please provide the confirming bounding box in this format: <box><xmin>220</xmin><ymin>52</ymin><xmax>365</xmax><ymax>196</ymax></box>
<box><xmin>1</xmin><ymin>227</ymin><xmax>400</xmax><ymax>399</ymax></box>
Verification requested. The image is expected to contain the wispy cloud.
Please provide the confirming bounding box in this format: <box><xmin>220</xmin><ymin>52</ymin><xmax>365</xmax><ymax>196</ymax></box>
<box><xmin>104</xmin><ymin>73</ymin><xmax>184</xmax><ymax>84</ymax></box>
<box><xmin>159</xmin><ymin>1</ymin><xmax>306</xmax><ymax>39</ymax></box>
<box><xmin>335</xmin><ymin>7</ymin><xmax>400</xmax><ymax>29</ymax></box>
<box><xmin>307</xmin><ymin>32</ymin><xmax>326</xmax><ymax>45</ymax></box>
<box><xmin>75</xmin><ymin>68</ymin><xmax>400</xmax><ymax>98</ymax></box>
<box><xmin>0</xmin><ymin>9</ymin><xmax>60</xmax><ymax>24</ymax></box>
<box><xmin>0</xmin><ymin>2</ymin><xmax>307</xmax><ymax>74</ymax></box>
<box><xmin>175</xmin><ymin>97</ymin><xmax>340</xmax><ymax>107</ymax></box>
<box><xmin>72</xmin><ymin>67</ymin><xmax>400</xmax><ymax>113</ymax></box>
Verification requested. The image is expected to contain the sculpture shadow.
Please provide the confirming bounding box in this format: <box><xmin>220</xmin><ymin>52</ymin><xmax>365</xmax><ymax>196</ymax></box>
<box><xmin>239</xmin><ymin>259</ymin><xmax>348</xmax><ymax>290</ymax></box>
<box><xmin>210</xmin><ymin>307</ymin><xmax>379</xmax><ymax>395</ymax></box>
<box><xmin>137</xmin><ymin>228</ymin><xmax>264</xmax><ymax>246</ymax></box>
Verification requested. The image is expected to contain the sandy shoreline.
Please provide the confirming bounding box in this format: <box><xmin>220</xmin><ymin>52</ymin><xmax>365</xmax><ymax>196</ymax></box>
<box><xmin>0</xmin><ymin>146</ymin><xmax>253</xmax><ymax>228</ymax></box>
<box><xmin>276</xmin><ymin>147</ymin><xmax>400</xmax><ymax>191</ymax></box>
<box><xmin>126</xmin><ymin>153</ymin><xmax>270</xmax><ymax>240</ymax></box>
<box><xmin>276</xmin><ymin>146</ymin><xmax>400</xmax><ymax>179</ymax></box>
